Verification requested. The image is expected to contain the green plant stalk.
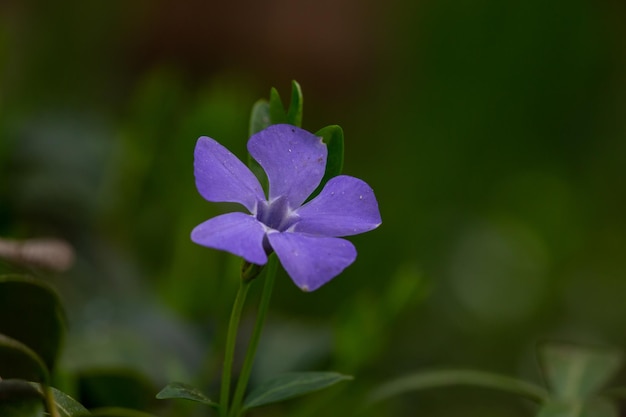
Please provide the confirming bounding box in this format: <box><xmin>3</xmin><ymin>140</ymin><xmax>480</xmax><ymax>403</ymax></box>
<box><xmin>220</xmin><ymin>280</ymin><xmax>251</xmax><ymax>417</ymax></box>
<box><xmin>43</xmin><ymin>384</ymin><xmax>61</xmax><ymax>417</ymax></box>
<box><xmin>229</xmin><ymin>255</ymin><xmax>278</xmax><ymax>417</ymax></box>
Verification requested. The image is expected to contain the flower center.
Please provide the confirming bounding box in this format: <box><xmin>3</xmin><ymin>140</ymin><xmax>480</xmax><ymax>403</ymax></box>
<box><xmin>256</xmin><ymin>196</ymin><xmax>299</xmax><ymax>232</ymax></box>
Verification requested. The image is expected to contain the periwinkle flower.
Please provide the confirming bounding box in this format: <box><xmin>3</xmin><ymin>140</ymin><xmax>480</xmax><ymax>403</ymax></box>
<box><xmin>192</xmin><ymin>124</ymin><xmax>381</xmax><ymax>291</ymax></box>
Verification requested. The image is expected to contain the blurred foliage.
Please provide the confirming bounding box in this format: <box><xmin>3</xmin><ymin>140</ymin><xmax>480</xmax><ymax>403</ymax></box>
<box><xmin>1</xmin><ymin>0</ymin><xmax>625</xmax><ymax>416</ymax></box>
<box><xmin>0</xmin><ymin>276</ymin><xmax>65</xmax><ymax>372</ymax></box>
<box><xmin>0</xmin><ymin>380</ymin><xmax>45</xmax><ymax>417</ymax></box>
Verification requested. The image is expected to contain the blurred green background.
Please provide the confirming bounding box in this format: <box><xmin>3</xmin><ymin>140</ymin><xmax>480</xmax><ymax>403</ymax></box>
<box><xmin>1</xmin><ymin>0</ymin><xmax>625</xmax><ymax>416</ymax></box>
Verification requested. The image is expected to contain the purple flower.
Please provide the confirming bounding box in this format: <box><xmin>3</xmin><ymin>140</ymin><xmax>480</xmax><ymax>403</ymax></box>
<box><xmin>191</xmin><ymin>124</ymin><xmax>381</xmax><ymax>291</ymax></box>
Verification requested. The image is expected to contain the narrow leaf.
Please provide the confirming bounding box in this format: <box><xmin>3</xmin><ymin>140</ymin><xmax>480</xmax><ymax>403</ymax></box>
<box><xmin>49</xmin><ymin>387</ymin><xmax>90</xmax><ymax>417</ymax></box>
<box><xmin>286</xmin><ymin>80</ymin><xmax>303</xmax><ymax>127</ymax></box>
<box><xmin>2</xmin><ymin>381</ymin><xmax>89</xmax><ymax>417</ymax></box>
<box><xmin>307</xmin><ymin>125</ymin><xmax>344</xmax><ymax>200</ymax></box>
<box><xmin>30</xmin><ymin>384</ymin><xmax>90</xmax><ymax>417</ymax></box>
<box><xmin>156</xmin><ymin>382</ymin><xmax>218</xmax><ymax>409</ymax></box>
<box><xmin>268</xmin><ymin>87</ymin><xmax>287</xmax><ymax>124</ymax></box>
<box><xmin>248</xmin><ymin>99</ymin><xmax>271</xmax><ymax>137</ymax></box>
<box><xmin>248</xmin><ymin>99</ymin><xmax>270</xmax><ymax>192</ymax></box>
<box><xmin>369</xmin><ymin>369</ymin><xmax>549</xmax><ymax>404</ymax></box>
<box><xmin>317</xmin><ymin>125</ymin><xmax>344</xmax><ymax>178</ymax></box>
<box><xmin>243</xmin><ymin>371</ymin><xmax>352</xmax><ymax>410</ymax></box>
<box><xmin>540</xmin><ymin>343</ymin><xmax>622</xmax><ymax>401</ymax></box>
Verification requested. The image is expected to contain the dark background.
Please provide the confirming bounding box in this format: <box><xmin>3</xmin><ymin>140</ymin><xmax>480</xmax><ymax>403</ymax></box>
<box><xmin>1</xmin><ymin>1</ymin><xmax>625</xmax><ymax>415</ymax></box>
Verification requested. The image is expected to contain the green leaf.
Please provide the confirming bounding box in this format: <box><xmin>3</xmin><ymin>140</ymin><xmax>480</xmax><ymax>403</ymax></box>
<box><xmin>308</xmin><ymin>125</ymin><xmax>344</xmax><ymax>200</ymax></box>
<box><xmin>536</xmin><ymin>398</ymin><xmax>618</xmax><ymax>417</ymax></box>
<box><xmin>0</xmin><ymin>275</ymin><xmax>66</xmax><ymax>372</ymax></box>
<box><xmin>242</xmin><ymin>371</ymin><xmax>352</xmax><ymax>410</ymax></box>
<box><xmin>286</xmin><ymin>80</ymin><xmax>303</xmax><ymax>127</ymax></box>
<box><xmin>247</xmin><ymin>99</ymin><xmax>270</xmax><ymax>191</ymax></box>
<box><xmin>31</xmin><ymin>384</ymin><xmax>91</xmax><ymax>417</ymax></box>
<box><xmin>156</xmin><ymin>382</ymin><xmax>218</xmax><ymax>409</ymax></box>
<box><xmin>368</xmin><ymin>369</ymin><xmax>549</xmax><ymax>404</ymax></box>
<box><xmin>248</xmin><ymin>99</ymin><xmax>271</xmax><ymax>137</ymax></box>
<box><xmin>0</xmin><ymin>381</ymin><xmax>89</xmax><ymax>417</ymax></box>
<box><xmin>0</xmin><ymin>333</ymin><xmax>50</xmax><ymax>382</ymax></box>
<box><xmin>253</xmin><ymin>81</ymin><xmax>303</xmax><ymax>130</ymax></box>
<box><xmin>48</xmin><ymin>386</ymin><xmax>90</xmax><ymax>417</ymax></box>
<box><xmin>268</xmin><ymin>87</ymin><xmax>287</xmax><ymax>124</ymax></box>
<box><xmin>540</xmin><ymin>343</ymin><xmax>622</xmax><ymax>401</ymax></box>
<box><xmin>0</xmin><ymin>379</ymin><xmax>45</xmax><ymax>417</ymax></box>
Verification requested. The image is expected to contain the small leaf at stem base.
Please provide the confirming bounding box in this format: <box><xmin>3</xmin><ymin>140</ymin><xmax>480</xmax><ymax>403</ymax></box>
<box><xmin>242</xmin><ymin>371</ymin><xmax>352</xmax><ymax>410</ymax></box>
<box><xmin>156</xmin><ymin>382</ymin><xmax>219</xmax><ymax>409</ymax></box>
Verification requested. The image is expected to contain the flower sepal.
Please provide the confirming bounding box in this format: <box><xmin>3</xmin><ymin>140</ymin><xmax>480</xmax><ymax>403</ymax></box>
<box><xmin>241</xmin><ymin>261</ymin><xmax>264</xmax><ymax>283</ymax></box>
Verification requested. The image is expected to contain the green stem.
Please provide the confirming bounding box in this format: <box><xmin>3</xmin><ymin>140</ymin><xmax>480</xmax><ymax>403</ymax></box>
<box><xmin>43</xmin><ymin>385</ymin><xmax>61</xmax><ymax>417</ymax></box>
<box><xmin>220</xmin><ymin>280</ymin><xmax>251</xmax><ymax>417</ymax></box>
<box><xmin>229</xmin><ymin>255</ymin><xmax>278</xmax><ymax>417</ymax></box>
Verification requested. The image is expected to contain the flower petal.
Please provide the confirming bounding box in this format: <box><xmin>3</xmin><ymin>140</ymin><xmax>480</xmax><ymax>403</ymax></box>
<box><xmin>195</xmin><ymin>136</ymin><xmax>265</xmax><ymax>212</ymax></box>
<box><xmin>248</xmin><ymin>124</ymin><xmax>327</xmax><ymax>207</ymax></box>
<box><xmin>293</xmin><ymin>175</ymin><xmax>382</xmax><ymax>237</ymax></box>
<box><xmin>191</xmin><ymin>212</ymin><xmax>268</xmax><ymax>264</ymax></box>
<box><xmin>267</xmin><ymin>232</ymin><xmax>356</xmax><ymax>291</ymax></box>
